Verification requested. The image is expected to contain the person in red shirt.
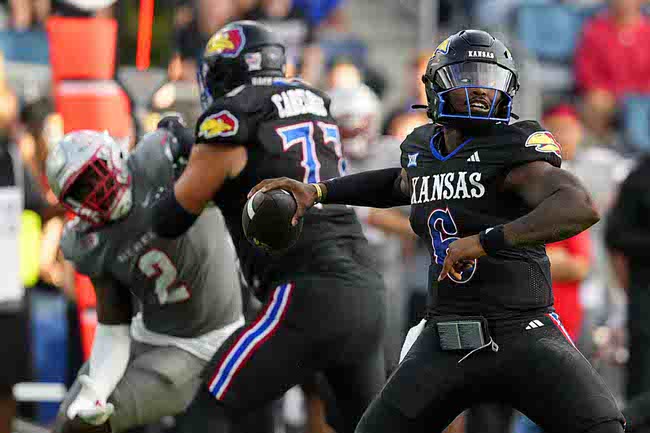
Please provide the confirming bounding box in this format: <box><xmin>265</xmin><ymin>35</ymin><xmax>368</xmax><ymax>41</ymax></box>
<box><xmin>574</xmin><ymin>0</ymin><xmax>650</xmax><ymax>138</ymax></box>
<box><xmin>543</xmin><ymin>105</ymin><xmax>593</xmax><ymax>341</ymax></box>
<box><xmin>546</xmin><ymin>232</ymin><xmax>592</xmax><ymax>340</ymax></box>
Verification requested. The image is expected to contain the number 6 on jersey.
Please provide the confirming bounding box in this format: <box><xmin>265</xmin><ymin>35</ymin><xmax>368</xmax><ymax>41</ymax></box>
<box><xmin>428</xmin><ymin>208</ymin><xmax>477</xmax><ymax>283</ymax></box>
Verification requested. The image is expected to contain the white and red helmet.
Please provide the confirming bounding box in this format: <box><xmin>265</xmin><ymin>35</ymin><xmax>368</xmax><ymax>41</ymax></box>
<box><xmin>46</xmin><ymin>130</ymin><xmax>132</xmax><ymax>226</ymax></box>
<box><xmin>328</xmin><ymin>84</ymin><xmax>381</xmax><ymax>160</ymax></box>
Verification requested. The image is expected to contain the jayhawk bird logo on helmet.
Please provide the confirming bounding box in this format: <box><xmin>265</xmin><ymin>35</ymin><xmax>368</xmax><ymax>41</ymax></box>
<box><xmin>433</xmin><ymin>38</ymin><xmax>451</xmax><ymax>58</ymax></box>
<box><xmin>205</xmin><ymin>27</ymin><xmax>246</xmax><ymax>58</ymax></box>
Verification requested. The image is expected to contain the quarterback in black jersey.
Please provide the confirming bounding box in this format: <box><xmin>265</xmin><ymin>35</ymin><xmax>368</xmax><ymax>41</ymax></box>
<box><xmin>152</xmin><ymin>21</ymin><xmax>385</xmax><ymax>433</ymax></box>
<box><xmin>252</xmin><ymin>30</ymin><xmax>625</xmax><ymax>433</ymax></box>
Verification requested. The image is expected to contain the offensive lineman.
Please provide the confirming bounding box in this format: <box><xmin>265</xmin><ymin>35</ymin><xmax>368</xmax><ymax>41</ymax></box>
<box><xmin>251</xmin><ymin>30</ymin><xmax>625</xmax><ymax>433</ymax></box>
<box><xmin>47</xmin><ymin>126</ymin><xmax>243</xmax><ymax>433</ymax></box>
<box><xmin>151</xmin><ymin>21</ymin><xmax>386</xmax><ymax>433</ymax></box>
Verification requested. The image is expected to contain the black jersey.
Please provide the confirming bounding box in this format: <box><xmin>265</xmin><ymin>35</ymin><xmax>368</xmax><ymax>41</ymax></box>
<box><xmin>401</xmin><ymin>120</ymin><xmax>562</xmax><ymax>320</ymax></box>
<box><xmin>195</xmin><ymin>78</ymin><xmax>364</xmax><ymax>288</ymax></box>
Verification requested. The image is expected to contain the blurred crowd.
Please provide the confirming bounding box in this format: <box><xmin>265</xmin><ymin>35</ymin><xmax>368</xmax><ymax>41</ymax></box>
<box><xmin>1</xmin><ymin>0</ymin><xmax>650</xmax><ymax>431</ymax></box>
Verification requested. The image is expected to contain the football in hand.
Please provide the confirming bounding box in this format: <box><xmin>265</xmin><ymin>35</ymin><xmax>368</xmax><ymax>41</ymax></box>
<box><xmin>242</xmin><ymin>189</ymin><xmax>304</xmax><ymax>252</ymax></box>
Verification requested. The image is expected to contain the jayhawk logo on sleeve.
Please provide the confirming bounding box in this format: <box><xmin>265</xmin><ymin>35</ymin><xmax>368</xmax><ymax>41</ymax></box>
<box><xmin>198</xmin><ymin>110</ymin><xmax>240</xmax><ymax>139</ymax></box>
<box><xmin>525</xmin><ymin>131</ymin><xmax>562</xmax><ymax>158</ymax></box>
<box><xmin>205</xmin><ymin>27</ymin><xmax>246</xmax><ymax>58</ymax></box>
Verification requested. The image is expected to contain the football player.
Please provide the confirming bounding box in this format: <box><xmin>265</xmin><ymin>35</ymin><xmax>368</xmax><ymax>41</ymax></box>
<box><xmin>47</xmin><ymin>126</ymin><xmax>243</xmax><ymax>433</ymax></box>
<box><xmin>151</xmin><ymin>21</ymin><xmax>386</xmax><ymax>433</ymax></box>
<box><xmin>251</xmin><ymin>30</ymin><xmax>625</xmax><ymax>433</ymax></box>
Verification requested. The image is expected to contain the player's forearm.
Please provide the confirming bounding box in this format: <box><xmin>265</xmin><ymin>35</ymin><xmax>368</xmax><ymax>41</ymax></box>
<box><xmin>504</xmin><ymin>186</ymin><xmax>600</xmax><ymax>248</ymax></box>
<box><xmin>87</xmin><ymin>323</ymin><xmax>131</xmax><ymax>400</ymax></box>
<box><xmin>319</xmin><ymin>168</ymin><xmax>410</xmax><ymax>208</ymax></box>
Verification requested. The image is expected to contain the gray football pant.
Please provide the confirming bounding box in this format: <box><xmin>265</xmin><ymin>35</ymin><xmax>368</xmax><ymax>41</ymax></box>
<box><xmin>54</xmin><ymin>341</ymin><xmax>207</xmax><ymax>433</ymax></box>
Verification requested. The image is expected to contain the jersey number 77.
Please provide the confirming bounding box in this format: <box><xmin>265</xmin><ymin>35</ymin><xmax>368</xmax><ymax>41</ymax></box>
<box><xmin>276</xmin><ymin>121</ymin><xmax>346</xmax><ymax>183</ymax></box>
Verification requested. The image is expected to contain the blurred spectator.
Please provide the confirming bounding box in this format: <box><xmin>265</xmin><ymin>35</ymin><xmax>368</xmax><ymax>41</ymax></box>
<box><xmin>171</xmin><ymin>0</ymin><xmax>236</xmax><ymax>81</ymax></box>
<box><xmin>543</xmin><ymin>104</ymin><xmax>630</xmax><ymax>342</ymax></box>
<box><xmin>19</xmin><ymin>99</ymin><xmax>55</xmax><ymax>185</ymax></box>
<box><xmin>324</xmin><ymin>57</ymin><xmax>386</xmax><ymax>98</ymax></box>
<box><xmin>605</xmin><ymin>156</ymin><xmax>650</xmax><ymax>410</ymax></box>
<box><xmin>329</xmin><ymin>83</ymin><xmax>415</xmax><ymax>371</ymax></box>
<box><xmin>292</xmin><ymin>0</ymin><xmax>343</xmax><ymax>27</ymax></box>
<box><xmin>574</xmin><ymin>0</ymin><xmax>650</xmax><ymax>138</ymax></box>
<box><xmin>8</xmin><ymin>0</ymin><xmax>49</xmax><ymax>29</ymax></box>
<box><xmin>145</xmin><ymin>81</ymin><xmax>202</xmax><ymax>139</ymax></box>
<box><xmin>326</xmin><ymin>58</ymin><xmax>362</xmax><ymax>90</ymax></box>
<box><xmin>542</xmin><ymin>105</ymin><xmax>593</xmax><ymax>342</ymax></box>
<box><xmin>244</xmin><ymin>0</ymin><xmax>323</xmax><ymax>84</ymax></box>
<box><xmin>382</xmin><ymin>52</ymin><xmax>429</xmax><ymax>135</ymax></box>
<box><xmin>234</xmin><ymin>0</ymin><xmax>257</xmax><ymax>17</ymax></box>
<box><xmin>17</xmin><ymin>99</ymin><xmax>69</xmax><ymax>293</ymax></box>
<box><xmin>386</xmin><ymin>110</ymin><xmax>429</xmax><ymax>141</ymax></box>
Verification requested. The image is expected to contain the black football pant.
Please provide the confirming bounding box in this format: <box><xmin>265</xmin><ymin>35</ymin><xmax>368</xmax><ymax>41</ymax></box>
<box><xmin>185</xmin><ymin>252</ymin><xmax>386</xmax><ymax>433</ymax></box>
<box><xmin>355</xmin><ymin>313</ymin><xmax>625</xmax><ymax>433</ymax></box>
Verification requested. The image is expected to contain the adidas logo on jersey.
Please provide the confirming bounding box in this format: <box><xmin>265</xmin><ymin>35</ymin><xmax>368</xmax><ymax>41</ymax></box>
<box><xmin>467</xmin><ymin>152</ymin><xmax>480</xmax><ymax>162</ymax></box>
<box><xmin>525</xmin><ymin>320</ymin><xmax>544</xmax><ymax>330</ymax></box>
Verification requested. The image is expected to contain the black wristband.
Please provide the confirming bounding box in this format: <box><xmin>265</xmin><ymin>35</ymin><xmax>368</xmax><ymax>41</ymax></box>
<box><xmin>479</xmin><ymin>225</ymin><xmax>509</xmax><ymax>256</ymax></box>
<box><xmin>152</xmin><ymin>188</ymin><xmax>199</xmax><ymax>238</ymax></box>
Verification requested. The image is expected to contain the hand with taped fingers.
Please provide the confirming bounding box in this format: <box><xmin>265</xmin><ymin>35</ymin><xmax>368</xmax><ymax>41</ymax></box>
<box><xmin>438</xmin><ymin>234</ymin><xmax>486</xmax><ymax>282</ymax></box>
<box><xmin>248</xmin><ymin>177</ymin><xmax>319</xmax><ymax>226</ymax></box>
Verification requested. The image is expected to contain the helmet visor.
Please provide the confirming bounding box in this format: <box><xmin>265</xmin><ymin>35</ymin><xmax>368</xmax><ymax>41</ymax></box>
<box><xmin>434</xmin><ymin>63</ymin><xmax>516</xmax><ymax>95</ymax></box>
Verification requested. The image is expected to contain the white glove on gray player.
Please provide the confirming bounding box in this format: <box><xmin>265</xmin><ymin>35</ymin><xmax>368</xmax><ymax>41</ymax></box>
<box><xmin>399</xmin><ymin>319</ymin><xmax>426</xmax><ymax>363</ymax></box>
<box><xmin>66</xmin><ymin>375</ymin><xmax>115</xmax><ymax>425</ymax></box>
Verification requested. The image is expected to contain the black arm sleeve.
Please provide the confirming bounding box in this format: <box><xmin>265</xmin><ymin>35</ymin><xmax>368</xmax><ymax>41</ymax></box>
<box><xmin>152</xmin><ymin>188</ymin><xmax>199</xmax><ymax>239</ymax></box>
<box><xmin>322</xmin><ymin>168</ymin><xmax>410</xmax><ymax>208</ymax></box>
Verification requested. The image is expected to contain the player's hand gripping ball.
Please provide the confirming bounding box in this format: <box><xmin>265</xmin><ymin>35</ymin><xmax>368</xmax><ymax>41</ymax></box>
<box><xmin>242</xmin><ymin>189</ymin><xmax>304</xmax><ymax>252</ymax></box>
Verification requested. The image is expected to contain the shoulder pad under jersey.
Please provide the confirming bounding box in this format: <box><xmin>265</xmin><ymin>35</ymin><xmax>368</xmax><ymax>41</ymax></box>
<box><xmin>60</xmin><ymin>218</ymin><xmax>104</xmax><ymax>277</ymax></box>
<box><xmin>130</xmin><ymin>129</ymin><xmax>175</xmax><ymax>186</ymax></box>
<box><xmin>195</xmin><ymin>84</ymin><xmax>267</xmax><ymax>147</ymax></box>
<box><xmin>501</xmin><ymin>120</ymin><xmax>563</xmax><ymax>169</ymax></box>
<box><xmin>400</xmin><ymin>123</ymin><xmax>438</xmax><ymax>169</ymax></box>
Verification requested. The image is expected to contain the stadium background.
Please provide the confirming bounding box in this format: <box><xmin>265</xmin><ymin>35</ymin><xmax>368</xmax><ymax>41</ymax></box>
<box><xmin>1</xmin><ymin>0</ymin><xmax>648</xmax><ymax>431</ymax></box>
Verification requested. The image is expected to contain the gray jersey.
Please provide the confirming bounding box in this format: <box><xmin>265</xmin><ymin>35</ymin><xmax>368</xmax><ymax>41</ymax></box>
<box><xmin>61</xmin><ymin>130</ymin><xmax>242</xmax><ymax>337</ymax></box>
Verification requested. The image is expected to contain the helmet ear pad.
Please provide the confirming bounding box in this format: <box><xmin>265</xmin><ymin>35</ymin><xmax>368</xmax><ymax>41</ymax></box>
<box><xmin>422</xmin><ymin>74</ymin><xmax>441</xmax><ymax>122</ymax></box>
